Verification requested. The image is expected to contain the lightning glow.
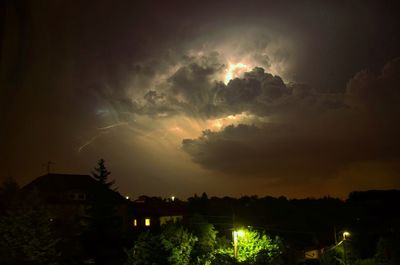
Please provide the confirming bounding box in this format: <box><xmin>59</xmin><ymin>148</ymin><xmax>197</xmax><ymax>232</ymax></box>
<box><xmin>224</xmin><ymin>62</ymin><xmax>251</xmax><ymax>84</ymax></box>
<box><xmin>98</xmin><ymin>122</ymin><xmax>128</xmax><ymax>130</ymax></box>
<box><xmin>78</xmin><ymin>122</ymin><xmax>129</xmax><ymax>153</ymax></box>
<box><xmin>206</xmin><ymin>112</ymin><xmax>267</xmax><ymax>131</ymax></box>
<box><xmin>78</xmin><ymin>134</ymin><xmax>102</xmax><ymax>153</ymax></box>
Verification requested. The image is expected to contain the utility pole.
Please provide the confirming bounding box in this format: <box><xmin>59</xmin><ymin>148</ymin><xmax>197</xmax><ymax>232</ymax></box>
<box><xmin>342</xmin><ymin>231</ymin><xmax>350</xmax><ymax>265</ymax></box>
<box><xmin>233</xmin><ymin>230</ymin><xmax>238</xmax><ymax>259</ymax></box>
<box><xmin>232</xmin><ymin>207</ymin><xmax>238</xmax><ymax>259</ymax></box>
<box><xmin>334</xmin><ymin>225</ymin><xmax>337</xmax><ymax>244</ymax></box>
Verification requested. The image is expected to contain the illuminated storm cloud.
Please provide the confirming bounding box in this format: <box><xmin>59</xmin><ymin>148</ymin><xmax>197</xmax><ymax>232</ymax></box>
<box><xmin>2</xmin><ymin>0</ymin><xmax>400</xmax><ymax>198</ymax></box>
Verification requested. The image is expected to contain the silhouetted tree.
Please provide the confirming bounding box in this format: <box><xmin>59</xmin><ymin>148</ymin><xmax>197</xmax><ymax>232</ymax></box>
<box><xmin>0</xmin><ymin>189</ymin><xmax>59</xmax><ymax>265</ymax></box>
<box><xmin>126</xmin><ymin>223</ymin><xmax>197</xmax><ymax>265</ymax></box>
<box><xmin>160</xmin><ymin>223</ymin><xmax>198</xmax><ymax>265</ymax></box>
<box><xmin>187</xmin><ymin>214</ymin><xmax>218</xmax><ymax>265</ymax></box>
<box><xmin>320</xmin><ymin>246</ymin><xmax>342</xmax><ymax>265</ymax></box>
<box><xmin>0</xmin><ymin>177</ymin><xmax>19</xmax><ymax>213</ymax></box>
<box><xmin>375</xmin><ymin>233</ymin><xmax>400</xmax><ymax>265</ymax></box>
<box><xmin>125</xmin><ymin>230</ymin><xmax>165</xmax><ymax>265</ymax></box>
<box><xmin>217</xmin><ymin>228</ymin><xmax>283</xmax><ymax>265</ymax></box>
<box><xmin>85</xmin><ymin>159</ymin><xmax>121</xmax><ymax>265</ymax></box>
<box><xmin>92</xmin><ymin>158</ymin><xmax>115</xmax><ymax>189</ymax></box>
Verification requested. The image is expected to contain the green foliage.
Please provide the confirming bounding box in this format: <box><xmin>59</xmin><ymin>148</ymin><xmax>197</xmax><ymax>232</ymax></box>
<box><xmin>354</xmin><ymin>259</ymin><xmax>381</xmax><ymax>265</ymax></box>
<box><xmin>160</xmin><ymin>224</ymin><xmax>198</xmax><ymax>265</ymax></box>
<box><xmin>375</xmin><ymin>234</ymin><xmax>400</xmax><ymax>265</ymax></box>
<box><xmin>126</xmin><ymin>223</ymin><xmax>198</xmax><ymax>265</ymax></box>
<box><xmin>126</xmin><ymin>230</ymin><xmax>165</xmax><ymax>265</ymax></box>
<box><xmin>320</xmin><ymin>246</ymin><xmax>343</xmax><ymax>265</ymax></box>
<box><xmin>0</xmin><ymin>191</ymin><xmax>59</xmax><ymax>265</ymax></box>
<box><xmin>321</xmin><ymin>240</ymin><xmax>358</xmax><ymax>265</ymax></box>
<box><xmin>187</xmin><ymin>214</ymin><xmax>218</xmax><ymax>265</ymax></box>
<box><xmin>237</xmin><ymin>229</ymin><xmax>281</xmax><ymax>263</ymax></box>
<box><xmin>321</xmin><ymin>232</ymin><xmax>400</xmax><ymax>265</ymax></box>
<box><xmin>216</xmin><ymin>229</ymin><xmax>282</xmax><ymax>265</ymax></box>
<box><xmin>126</xmin><ymin>218</ymin><xmax>284</xmax><ymax>265</ymax></box>
<box><xmin>211</xmin><ymin>253</ymin><xmax>239</xmax><ymax>265</ymax></box>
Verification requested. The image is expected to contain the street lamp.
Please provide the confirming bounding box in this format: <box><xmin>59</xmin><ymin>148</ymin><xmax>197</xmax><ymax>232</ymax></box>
<box><xmin>343</xmin><ymin>231</ymin><xmax>350</xmax><ymax>240</ymax></box>
<box><xmin>342</xmin><ymin>231</ymin><xmax>351</xmax><ymax>265</ymax></box>
<box><xmin>233</xmin><ymin>229</ymin><xmax>245</xmax><ymax>259</ymax></box>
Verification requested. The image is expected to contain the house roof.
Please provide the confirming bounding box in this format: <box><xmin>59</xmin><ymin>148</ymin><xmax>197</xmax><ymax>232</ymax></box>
<box><xmin>23</xmin><ymin>174</ymin><xmax>98</xmax><ymax>193</ymax></box>
<box><xmin>22</xmin><ymin>173</ymin><xmax>126</xmax><ymax>203</ymax></box>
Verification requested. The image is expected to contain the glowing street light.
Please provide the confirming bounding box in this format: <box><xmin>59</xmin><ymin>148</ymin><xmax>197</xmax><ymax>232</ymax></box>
<box><xmin>233</xmin><ymin>229</ymin><xmax>245</xmax><ymax>259</ymax></box>
<box><xmin>343</xmin><ymin>231</ymin><xmax>351</xmax><ymax>240</ymax></box>
<box><xmin>342</xmin><ymin>231</ymin><xmax>351</xmax><ymax>265</ymax></box>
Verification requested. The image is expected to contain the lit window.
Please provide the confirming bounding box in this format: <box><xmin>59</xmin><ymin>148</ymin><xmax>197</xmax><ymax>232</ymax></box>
<box><xmin>133</xmin><ymin>219</ymin><xmax>137</xmax><ymax>226</ymax></box>
<box><xmin>145</xmin><ymin>218</ymin><xmax>151</xmax><ymax>226</ymax></box>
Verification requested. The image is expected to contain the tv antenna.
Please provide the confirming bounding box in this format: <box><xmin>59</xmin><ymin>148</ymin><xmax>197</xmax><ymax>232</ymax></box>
<box><xmin>44</xmin><ymin>161</ymin><xmax>55</xmax><ymax>174</ymax></box>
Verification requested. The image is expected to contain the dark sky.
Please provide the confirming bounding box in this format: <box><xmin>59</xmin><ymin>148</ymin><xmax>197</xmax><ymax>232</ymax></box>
<box><xmin>1</xmin><ymin>0</ymin><xmax>400</xmax><ymax>199</ymax></box>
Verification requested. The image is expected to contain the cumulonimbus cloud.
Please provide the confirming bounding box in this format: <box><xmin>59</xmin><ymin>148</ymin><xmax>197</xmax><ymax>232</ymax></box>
<box><xmin>181</xmin><ymin>58</ymin><xmax>400</xmax><ymax>182</ymax></box>
<box><xmin>134</xmin><ymin>53</ymin><xmax>296</xmax><ymax>119</ymax></box>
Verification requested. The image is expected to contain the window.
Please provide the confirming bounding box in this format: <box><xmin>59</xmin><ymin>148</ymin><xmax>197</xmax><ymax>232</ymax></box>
<box><xmin>133</xmin><ymin>219</ymin><xmax>137</xmax><ymax>227</ymax></box>
<box><xmin>145</xmin><ymin>218</ymin><xmax>151</xmax><ymax>226</ymax></box>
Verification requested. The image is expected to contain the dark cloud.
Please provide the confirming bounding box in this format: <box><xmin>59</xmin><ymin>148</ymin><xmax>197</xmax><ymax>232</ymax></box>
<box><xmin>182</xmin><ymin>58</ymin><xmax>400</xmax><ymax>184</ymax></box>
<box><xmin>2</xmin><ymin>0</ymin><xmax>400</xmax><ymax>197</ymax></box>
<box><xmin>136</xmin><ymin>57</ymin><xmax>292</xmax><ymax>119</ymax></box>
<box><xmin>346</xmin><ymin>57</ymin><xmax>400</xmax><ymax>114</ymax></box>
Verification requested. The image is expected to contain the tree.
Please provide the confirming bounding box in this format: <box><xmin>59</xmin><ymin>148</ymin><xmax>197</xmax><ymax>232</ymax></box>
<box><xmin>92</xmin><ymin>158</ymin><xmax>115</xmax><ymax>189</ymax></box>
<box><xmin>0</xmin><ymin>190</ymin><xmax>59</xmax><ymax>265</ymax></box>
<box><xmin>375</xmin><ymin>233</ymin><xmax>400</xmax><ymax>265</ymax></box>
<box><xmin>89</xmin><ymin>158</ymin><xmax>118</xmax><ymax>232</ymax></box>
<box><xmin>126</xmin><ymin>223</ymin><xmax>198</xmax><ymax>265</ymax></box>
<box><xmin>320</xmin><ymin>247</ymin><xmax>343</xmax><ymax>265</ymax></box>
<box><xmin>186</xmin><ymin>214</ymin><xmax>218</xmax><ymax>265</ymax></box>
<box><xmin>217</xmin><ymin>229</ymin><xmax>283</xmax><ymax>265</ymax></box>
<box><xmin>125</xmin><ymin>231</ymin><xmax>166</xmax><ymax>265</ymax></box>
<box><xmin>85</xmin><ymin>159</ymin><xmax>121</xmax><ymax>265</ymax></box>
<box><xmin>211</xmin><ymin>253</ymin><xmax>239</xmax><ymax>265</ymax></box>
<box><xmin>0</xmin><ymin>177</ymin><xmax>19</xmax><ymax>214</ymax></box>
<box><xmin>160</xmin><ymin>223</ymin><xmax>198</xmax><ymax>265</ymax></box>
<box><xmin>237</xmin><ymin>229</ymin><xmax>282</xmax><ymax>264</ymax></box>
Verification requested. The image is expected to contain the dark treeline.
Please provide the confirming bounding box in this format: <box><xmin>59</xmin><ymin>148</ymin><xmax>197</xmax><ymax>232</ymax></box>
<box><xmin>186</xmin><ymin>191</ymin><xmax>400</xmax><ymax>258</ymax></box>
<box><xmin>0</xmin><ymin>170</ymin><xmax>399</xmax><ymax>265</ymax></box>
<box><xmin>188</xmin><ymin>194</ymin><xmax>345</xmax><ymax>247</ymax></box>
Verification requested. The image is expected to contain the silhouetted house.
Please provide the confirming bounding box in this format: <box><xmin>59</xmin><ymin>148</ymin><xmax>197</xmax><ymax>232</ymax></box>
<box><xmin>22</xmin><ymin>174</ymin><xmax>188</xmax><ymax>235</ymax></box>
<box><xmin>132</xmin><ymin>195</ymin><xmax>186</xmax><ymax>229</ymax></box>
<box><xmin>21</xmin><ymin>173</ymin><xmax>133</xmax><ymax>235</ymax></box>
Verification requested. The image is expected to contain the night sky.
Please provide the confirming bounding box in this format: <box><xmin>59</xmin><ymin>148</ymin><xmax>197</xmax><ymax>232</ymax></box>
<box><xmin>1</xmin><ymin>0</ymin><xmax>400</xmax><ymax>198</ymax></box>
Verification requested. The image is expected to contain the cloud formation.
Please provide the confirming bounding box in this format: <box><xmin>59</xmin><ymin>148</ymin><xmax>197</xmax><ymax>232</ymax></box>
<box><xmin>2</xmin><ymin>0</ymin><xmax>400</xmax><ymax>198</ymax></box>
<box><xmin>181</xmin><ymin>58</ymin><xmax>400</xmax><ymax>184</ymax></box>
<box><xmin>134</xmin><ymin>54</ymin><xmax>293</xmax><ymax>119</ymax></box>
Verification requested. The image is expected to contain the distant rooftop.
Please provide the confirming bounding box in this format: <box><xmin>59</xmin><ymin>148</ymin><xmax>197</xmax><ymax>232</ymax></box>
<box><xmin>22</xmin><ymin>173</ymin><xmax>126</xmax><ymax>203</ymax></box>
<box><xmin>23</xmin><ymin>173</ymin><xmax>98</xmax><ymax>193</ymax></box>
